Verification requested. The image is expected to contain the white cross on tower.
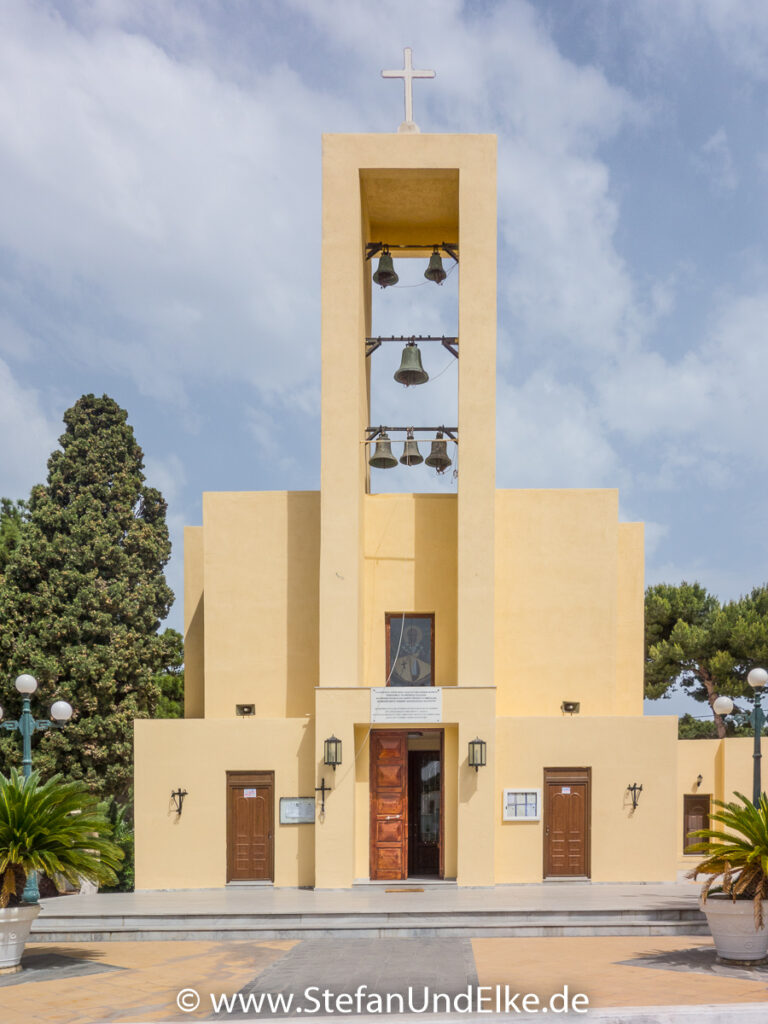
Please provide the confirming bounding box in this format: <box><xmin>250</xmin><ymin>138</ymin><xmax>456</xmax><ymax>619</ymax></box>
<box><xmin>381</xmin><ymin>47</ymin><xmax>435</xmax><ymax>134</ymax></box>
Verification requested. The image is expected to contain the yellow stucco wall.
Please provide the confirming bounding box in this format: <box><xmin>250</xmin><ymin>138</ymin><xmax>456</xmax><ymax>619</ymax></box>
<box><xmin>134</xmin><ymin>718</ymin><xmax>314</xmax><ymax>889</ymax></box>
<box><xmin>495</xmin><ymin>716</ymin><xmax>679</xmax><ymax>882</ymax></box>
<box><xmin>495</xmin><ymin>489</ymin><xmax>643</xmax><ymax>717</ymax></box>
<box><xmin>364</xmin><ymin>493</ymin><xmax>457</xmax><ymax>686</ymax></box>
<box><xmin>183</xmin><ymin>526</ymin><xmax>204</xmax><ymax>719</ymax></box>
<box><xmin>676</xmin><ymin>737</ymin><xmax>758</xmax><ymax>877</ymax></box>
<box><xmin>201</xmin><ymin>490</ymin><xmax>319</xmax><ymax>719</ymax></box>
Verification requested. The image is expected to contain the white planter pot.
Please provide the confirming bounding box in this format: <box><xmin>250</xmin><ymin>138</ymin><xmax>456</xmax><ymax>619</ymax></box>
<box><xmin>0</xmin><ymin>904</ymin><xmax>41</xmax><ymax>973</ymax></box>
<box><xmin>703</xmin><ymin>897</ymin><xmax>768</xmax><ymax>962</ymax></box>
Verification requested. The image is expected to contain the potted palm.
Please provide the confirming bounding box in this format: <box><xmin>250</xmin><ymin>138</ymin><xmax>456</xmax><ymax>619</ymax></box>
<box><xmin>687</xmin><ymin>791</ymin><xmax>768</xmax><ymax>963</ymax></box>
<box><xmin>0</xmin><ymin>769</ymin><xmax>123</xmax><ymax>973</ymax></box>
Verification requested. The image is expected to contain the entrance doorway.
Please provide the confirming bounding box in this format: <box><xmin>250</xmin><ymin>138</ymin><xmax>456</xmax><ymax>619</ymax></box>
<box><xmin>226</xmin><ymin>771</ymin><xmax>274</xmax><ymax>882</ymax></box>
<box><xmin>370</xmin><ymin>730</ymin><xmax>443</xmax><ymax>881</ymax></box>
<box><xmin>683</xmin><ymin>793</ymin><xmax>710</xmax><ymax>854</ymax></box>
<box><xmin>543</xmin><ymin>767</ymin><xmax>591</xmax><ymax>878</ymax></box>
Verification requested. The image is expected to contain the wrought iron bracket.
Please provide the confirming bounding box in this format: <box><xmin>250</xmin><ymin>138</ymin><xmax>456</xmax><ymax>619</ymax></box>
<box><xmin>315</xmin><ymin>777</ymin><xmax>331</xmax><ymax>814</ymax></box>
<box><xmin>365</xmin><ymin>335</ymin><xmax>458</xmax><ymax>358</ymax></box>
<box><xmin>365</xmin><ymin>242</ymin><xmax>459</xmax><ymax>261</ymax></box>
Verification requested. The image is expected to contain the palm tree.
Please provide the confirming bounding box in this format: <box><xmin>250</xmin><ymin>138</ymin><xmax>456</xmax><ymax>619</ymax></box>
<box><xmin>0</xmin><ymin>769</ymin><xmax>123</xmax><ymax>906</ymax></box>
<box><xmin>687</xmin><ymin>791</ymin><xmax>768</xmax><ymax>929</ymax></box>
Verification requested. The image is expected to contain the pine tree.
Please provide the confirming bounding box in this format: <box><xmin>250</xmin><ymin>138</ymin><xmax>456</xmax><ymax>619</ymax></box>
<box><xmin>0</xmin><ymin>395</ymin><xmax>175</xmax><ymax>800</ymax></box>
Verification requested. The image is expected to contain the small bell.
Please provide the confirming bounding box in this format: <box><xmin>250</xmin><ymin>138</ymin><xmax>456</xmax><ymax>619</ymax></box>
<box><xmin>400</xmin><ymin>428</ymin><xmax>423</xmax><ymax>467</ymax></box>
<box><xmin>424</xmin><ymin>248</ymin><xmax>447</xmax><ymax>285</ymax></box>
<box><xmin>394</xmin><ymin>342</ymin><xmax>429</xmax><ymax>386</ymax></box>
<box><xmin>373</xmin><ymin>249</ymin><xmax>398</xmax><ymax>288</ymax></box>
<box><xmin>425</xmin><ymin>431</ymin><xmax>452</xmax><ymax>474</ymax></box>
<box><xmin>369</xmin><ymin>432</ymin><xmax>398</xmax><ymax>469</ymax></box>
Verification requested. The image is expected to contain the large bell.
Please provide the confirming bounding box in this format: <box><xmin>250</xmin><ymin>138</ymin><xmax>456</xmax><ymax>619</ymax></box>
<box><xmin>425</xmin><ymin>431</ymin><xmax>453</xmax><ymax>474</ymax></box>
<box><xmin>369</xmin><ymin>432</ymin><xmax>398</xmax><ymax>469</ymax></box>
<box><xmin>424</xmin><ymin>248</ymin><xmax>447</xmax><ymax>285</ymax></box>
<box><xmin>400</xmin><ymin>428</ymin><xmax>423</xmax><ymax>466</ymax></box>
<box><xmin>394</xmin><ymin>342</ymin><xmax>429</xmax><ymax>386</ymax></box>
<box><xmin>372</xmin><ymin>250</ymin><xmax>398</xmax><ymax>288</ymax></box>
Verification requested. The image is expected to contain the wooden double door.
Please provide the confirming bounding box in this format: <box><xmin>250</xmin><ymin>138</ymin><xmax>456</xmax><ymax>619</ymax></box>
<box><xmin>226</xmin><ymin>771</ymin><xmax>274</xmax><ymax>882</ymax></box>
<box><xmin>369</xmin><ymin>730</ymin><xmax>443</xmax><ymax>881</ymax></box>
<box><xmin>543</xmin><ymin>768</ymin><xmax>591</xmax><ymax>878</ymax></box>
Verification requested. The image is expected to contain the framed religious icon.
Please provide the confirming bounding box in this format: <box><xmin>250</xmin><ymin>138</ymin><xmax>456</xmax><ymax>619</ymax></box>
<box><xmin>386</xmin><ymin>613</ymin><xmax>434</xmax><ymax>686</ymax></box>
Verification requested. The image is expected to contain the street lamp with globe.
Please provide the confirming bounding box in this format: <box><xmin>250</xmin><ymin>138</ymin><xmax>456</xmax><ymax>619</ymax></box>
<box><xmin>0</xmin><ymin>674</ymin><xmax>73</xmax><ymax>902</ymax></box>
<box><xmin>747</xmin><ymin>668</ymin><xmax>768</xmax><ymax>808</ymax></box>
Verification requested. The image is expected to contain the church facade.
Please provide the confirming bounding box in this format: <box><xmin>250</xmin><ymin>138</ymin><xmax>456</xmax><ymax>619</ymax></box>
<box><xmin>134</xmin><ymin>130</ymin><xmax>749</xmax><ymax>890</ymax></box>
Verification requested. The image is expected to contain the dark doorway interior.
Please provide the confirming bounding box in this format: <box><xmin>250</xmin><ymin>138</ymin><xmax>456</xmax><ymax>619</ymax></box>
<box><xmin>407</xmin><ymin>743</ymin><xmax>441</xmax><ymax>877</ymax></box>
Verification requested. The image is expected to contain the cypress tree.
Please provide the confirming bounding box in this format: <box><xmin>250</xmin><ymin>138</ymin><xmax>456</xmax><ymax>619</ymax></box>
<box><xmin>0</xmin><ymin>395</ymin><xmax>175</xmax><ymax>800</ymax></box>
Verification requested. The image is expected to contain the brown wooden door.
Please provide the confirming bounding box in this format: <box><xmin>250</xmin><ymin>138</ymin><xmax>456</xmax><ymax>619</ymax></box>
<box><xmin>227</xmin><ymin>772</ymin><xmax>273</xmax><ymax>882</ymax></box>
<box><xmin>370</xmin><ymin>731</ymin><xmax>408</xmax><ymax>880</ymax></box>
<box><xmin>683</xmin><ymin>794</ymin><xmax>710</xmax><ymax>853</ymax></box>
<box><xmin>544</xmin><ymin>768</ymin><xmax>590</xmax><ymax>877</ymax></box>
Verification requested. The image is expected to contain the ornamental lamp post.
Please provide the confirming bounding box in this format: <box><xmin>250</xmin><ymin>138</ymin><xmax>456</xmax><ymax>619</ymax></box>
<box><xmin>747</xmin><ymin>668</ymin><xmax>768</xmax><ymax>808</ymax></box>
<box><xmin>0</xmin><ymin>674</ymin><xmax>73</xmax><ymax>903</ymax></box>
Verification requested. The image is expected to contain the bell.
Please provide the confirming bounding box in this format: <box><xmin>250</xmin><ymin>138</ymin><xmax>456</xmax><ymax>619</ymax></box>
<box><xmin>424</xmin><ymin>248</ymin><xmax>447</xmax><ymax>285</ymax></box>
<box><xmin>372</xmin><ymin>250</ymin><xmax>398</xmax><ymax>288</ymax></box>
<box><xmin>400</xmin><ymin>428</ymin><xmax>423</xmax><ymax>466</ymax></box>
<box><xmin>369</xmin><ymin>432</ymin><xmax>398</xmax><ymax>469</ymax></box>
<box><xmin>393</xmin><ymin>342</ymin><xmax>429</xmax><ymax>386</ymax></box>
<box><xmin>425</xmin><ymin>431</ymin><xmax>452</xmax><ymax>473</ymax></box>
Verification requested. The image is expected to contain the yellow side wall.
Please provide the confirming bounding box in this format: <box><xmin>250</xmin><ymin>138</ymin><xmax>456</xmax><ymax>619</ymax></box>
<box><xmin>183</xmin><ymin>526</ymin><xmax>205</xmax><ymax>719</ymax></box>
<box><xmin>134</xmin><ymin>719</ymin><xmax>314</xmax><ymax>889</ymax></box>
<box><xmin>676</xmin><ymin>738</ymin><xmax>758</xmax><ymax>876</ymax></box>
<box><xmin>495</xmin><ymin>490</ymin><xmax>642</xmax><ymax>717</ymax></box>
<box><xmin>363</xmin><ymin>494</ymin><xmax>457</xmax><ymax>686</ymax></box>
<box><xmin>615</xmin><ymin>523</ymin><xmax>644</xmax><ymax>716</ymax></box>
<box><xmin>495</xmin><ymin>716</ymin><xmax>679</xmax><ymax>882</ymax></box>
<box><xmin>201</xmin><ymin>491</ymin><xmax>319</xmax><ymax>719</ymax></box>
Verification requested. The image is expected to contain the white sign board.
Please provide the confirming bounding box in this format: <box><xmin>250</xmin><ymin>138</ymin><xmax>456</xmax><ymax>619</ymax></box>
<box><xmin>279</xmin><ymin>798</ymin><xmax>315</xmax><ymax>824</ymax></box>
<box><xmin>370</xmin><ymin>687</ymin><xmax>442</xmax><ymax>723</ymax></box>
<box><xmin>502</xmin><ymin>789</ymin><xmax>541</xmax><ymax>821</ymax></box>
<box><xmin>243</xmin><ymin>788</ymin><xmax>257</xmax><ymax>798</ymax></box>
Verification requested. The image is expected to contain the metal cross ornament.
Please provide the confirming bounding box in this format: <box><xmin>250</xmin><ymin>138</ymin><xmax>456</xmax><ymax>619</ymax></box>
<box><xmin>381</xmin><ymin>47</ymin><xmax>435</xmax><ymax>133</ymax></box>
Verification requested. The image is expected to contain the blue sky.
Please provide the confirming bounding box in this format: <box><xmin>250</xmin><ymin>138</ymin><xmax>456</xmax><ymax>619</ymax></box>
<box><xmin>2</xmin><ymin>1</ymin><xmax>767</xmax><ymax>719</ymax></box>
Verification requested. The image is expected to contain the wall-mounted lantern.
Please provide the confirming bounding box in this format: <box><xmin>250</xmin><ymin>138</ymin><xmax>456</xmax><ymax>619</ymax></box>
<box><xmin>696</xmin><ymin>774</ymin><xmax>703</xmax><ymax>789</ymax></box>
<box><xmin>324</xmin><ymin>735</ymin><xmax>342</xmax><ymax>771</ymax></box>
<box><xmin>170</xmin><ymin>788</ymin><xmax>188</xmax><ymax>816</ymax></box>
<box><xmin>627</xmin><ymin>783</ymin><xmax>643</xmax><ymax>810</ymax></box>
<box><xmin>561</xmin><ymin>701</ymin><xmax>580</xmax><ymax>715</ymax></box>
<box><xmin>468</xmin><ymin>737</ymin><xmax>487</xmax><ymax>772</ymax></box>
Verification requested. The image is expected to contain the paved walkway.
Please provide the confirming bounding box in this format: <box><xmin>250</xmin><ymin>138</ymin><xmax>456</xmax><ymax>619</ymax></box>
<box><xmin>1</xmin><ymin>934</ymin><xmax>767</xmax><ymax>1023</ymax></box>
<box><xmin>1</xmin><ymin>886</ymin><xmax>764</xmax><ymax>1022</ymax></box>
<box><xmin>33</xmin><ymin>881</ymin><xmax>703</xmax><ymax>918</ymax></box>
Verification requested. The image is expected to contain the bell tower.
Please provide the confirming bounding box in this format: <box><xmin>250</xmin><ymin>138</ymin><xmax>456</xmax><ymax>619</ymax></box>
<box><xmin>318</xmin><ymin>131</ymin><xmax>497</xmax><ymax>691</ymax></box>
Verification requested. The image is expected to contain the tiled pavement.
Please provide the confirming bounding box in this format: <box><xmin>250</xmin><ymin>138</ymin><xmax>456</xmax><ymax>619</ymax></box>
<box><xmin>1</xmin><ymin>936</ymin><xmax>768</xmax><ymax>1023</ymax></box>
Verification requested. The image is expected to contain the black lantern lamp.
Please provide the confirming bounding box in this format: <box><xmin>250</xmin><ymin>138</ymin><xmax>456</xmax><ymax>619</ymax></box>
<box><xmin>468</xmin><ymin>737</ymin><xmax>487</xmax><ymax>772</ymax></box>
<box><xmin>324</xmin><ymin>735</ymin><xmax>342</xmax><ymax>771</ymax></box>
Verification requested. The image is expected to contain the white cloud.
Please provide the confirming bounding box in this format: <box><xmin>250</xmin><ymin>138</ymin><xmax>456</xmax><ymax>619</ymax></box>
<box><xmin>0</xmin><ymin>359</ymin><xmax>59</xmax><ymax>498</ymax></box>
<box><xmin>695</xmin><ymin>128</ymin><xmax>738</xmax><ymax>193</ymax></box>
<box><xmin>496</xmin><ymin>371</ymin><xmax>621</xmax><ymax>489</ymax></box>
